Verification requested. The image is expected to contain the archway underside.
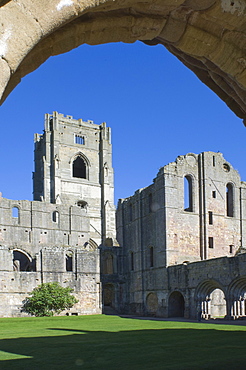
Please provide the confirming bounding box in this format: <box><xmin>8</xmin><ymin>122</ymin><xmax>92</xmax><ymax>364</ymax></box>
<box><xmin>0</xmin><ymin>0</ymin><xmax>246</xmax><ymax>122</ymax></box>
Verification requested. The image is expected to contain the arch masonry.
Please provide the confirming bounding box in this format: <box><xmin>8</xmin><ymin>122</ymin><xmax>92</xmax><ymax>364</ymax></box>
<box><xmin>228</xmin><ymin>277</ymin><xmax>246</xmax><ymax>319</ymax></box>
<box><xmin>0</xmin><ymin>1</ymin><xmax>245</xmax><ymax>123</ymax></box>
<box><xmin>168</xmin><ymin>290</ymin><xmax>185</xmax><ymax>317</ymax></box>
<box><xmin>195</xmin><ymin>279</ymin><xmax>227</xmax><ymax>319</ymax></box>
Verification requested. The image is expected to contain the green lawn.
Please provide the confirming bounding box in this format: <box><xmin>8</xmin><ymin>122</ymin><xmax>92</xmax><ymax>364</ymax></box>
<box><xmin>0</xmin><ymin>315</ymin><xmax>246</xmax><ymax>369</ymax></box>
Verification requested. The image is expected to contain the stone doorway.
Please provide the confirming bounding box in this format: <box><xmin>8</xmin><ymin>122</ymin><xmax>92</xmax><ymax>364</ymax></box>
<box><xmin>168</xmin><ymin>291</ymin><xmax>185</xmax><ymax>318</ymax></box>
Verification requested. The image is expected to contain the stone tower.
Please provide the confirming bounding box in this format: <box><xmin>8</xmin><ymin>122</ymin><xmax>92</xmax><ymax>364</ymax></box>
<box><xmin>33</xmin><ymin>111</ymin><xmax>116</xmax><ymax>246</ymax></box>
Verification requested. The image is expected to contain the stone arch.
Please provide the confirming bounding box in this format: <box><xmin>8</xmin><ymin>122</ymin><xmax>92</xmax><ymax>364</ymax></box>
<box><xmin>13</xmin><ymin>249</ymin><xmax>34</xmax><ymax>271</ymax></box>
<box><xmin>146</xmin><ymin>292</ymin><xmax>158</xmax><ymax>315</ymax></box>
<box><xmin>168</xmin><ymin>291</ymin><xmax>185</xmax><ymax>318</ymax></box>
<box><xmin>195</xmin><ymin>279</ymin><xmax>227</xmax><ymax>319</ymax></box>
<box><xmin>228</xmin><ymin>277</ymin><xmax>246</xmax><ymax>319</ymax></box>
<box><xmin>0</xmin><ymin>1</ymin><xmax>246</xmax><ymax>122</ymax></box>
<box><xmin>87</xmin><ymin>238</ymin><xmax>98</xmax><ymax>251</ymax></box>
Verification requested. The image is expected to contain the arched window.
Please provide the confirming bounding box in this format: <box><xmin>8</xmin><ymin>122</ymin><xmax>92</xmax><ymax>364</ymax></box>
<box><xmin>13</xmin><ymin>250</ymin><xmax>33</xmax><ymax>271</ymax></box>
<box><xmin>52</xmin><ymin>211</ymin><xmax>59</xmax><ymax>223</ymax></box>
<box><xmin>66</xmin><ymin>252</ymin><xmax>73</xmax><ymax>272</ymax></box>
<box><xmin>226</xmin><ymin>183</ymin><xmax>234</xmax><ymax>217</ymax></box>
<box><xmin>73</xmin><ymin>156</ymin><xmax>86</xmax><ymax>179</ymax></box>
<box><xmin>184</xmin><ymin>175</ymin><xmax>193</xmax><ymax>212</ymax></box>
<box><xmin>12</xmin><ymin>207</ymin><xmax>20</xmax><ymax>224</ymax></box>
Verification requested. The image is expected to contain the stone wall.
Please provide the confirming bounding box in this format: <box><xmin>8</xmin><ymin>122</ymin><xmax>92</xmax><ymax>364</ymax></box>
<box><xmin>115</xmin><ymin>151</ymin><xmax>246</xmax><ymax>318</ymax></box>
<box><xmin>0</xmin><ymin>194</ymin><xmax>101</xmax><ymax>317</ymax></box>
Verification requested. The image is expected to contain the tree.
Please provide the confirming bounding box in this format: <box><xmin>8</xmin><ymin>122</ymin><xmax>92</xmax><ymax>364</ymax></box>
<box><xmin>23</xmin><ymin>282</ymin><xmax>78</xmax><ymax>317</ymax></box>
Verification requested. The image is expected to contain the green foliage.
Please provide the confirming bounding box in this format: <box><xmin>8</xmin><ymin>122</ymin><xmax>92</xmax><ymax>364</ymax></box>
<box><xmin>23</xmin><ymin>282</ymin><xmax>78</xmax><ymax>317</ymax></box>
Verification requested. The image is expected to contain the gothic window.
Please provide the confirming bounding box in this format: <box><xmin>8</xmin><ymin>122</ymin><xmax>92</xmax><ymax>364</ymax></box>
<box><xmin>226</xmin><ymin>183</ymin><xmax>234</xmax><ymax>217</ymax></box>
<box><xmin>75</xmin><ymin>135</ymin><xmax>84</xmax><ymax>145</ymax></box>
<box><xmin>73</xmin><ymin>156</ymin><xmax>86</xmax><ymax>179</ymax></box>
<box><xmin>184</xmin><ymin>175</ymin><xmax>193</xmax><ymax>212</ymax></box>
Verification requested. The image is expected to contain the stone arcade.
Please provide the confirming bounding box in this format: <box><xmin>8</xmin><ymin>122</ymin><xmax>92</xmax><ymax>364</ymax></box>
<box><xmin>1</xmin><ymin>112</ymin><xmax>246</xmax><ymax>319</ymax></box>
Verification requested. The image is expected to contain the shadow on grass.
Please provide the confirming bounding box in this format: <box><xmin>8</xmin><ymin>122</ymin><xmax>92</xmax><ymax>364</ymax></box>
<box><xmin>1</xmin><ymin>327</ymin><xmax>246</xmax><ymax>369</ymax></box>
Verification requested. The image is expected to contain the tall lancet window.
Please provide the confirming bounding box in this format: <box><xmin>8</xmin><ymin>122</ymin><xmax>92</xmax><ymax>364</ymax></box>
<box><xmin>184</xmin><ymin>175</ymin><xmax>193</xmax><ymax>212</ymax></box>
<box><xmin>226</xmin><ymin>183</ymin><xmax>234</xmax><ymax>217</ymax></box>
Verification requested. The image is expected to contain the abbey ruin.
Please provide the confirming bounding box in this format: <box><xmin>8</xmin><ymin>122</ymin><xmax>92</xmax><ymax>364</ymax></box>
<box><xmin>1</xmin><ymin>111</ymin><xmax>246</xmax><ymax>320</ymax></box>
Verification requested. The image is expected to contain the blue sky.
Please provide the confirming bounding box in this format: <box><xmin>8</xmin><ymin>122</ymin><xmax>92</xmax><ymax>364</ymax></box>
<box><xmin>0</xmin><ymin>41</ymin><xmax>245</xmax><ymax>204</ymax></box>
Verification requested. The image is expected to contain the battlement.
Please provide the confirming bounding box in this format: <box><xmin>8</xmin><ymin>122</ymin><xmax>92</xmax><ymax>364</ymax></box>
<box><xmin>47</xmin><ymin>111</ymin><xmax>96</xmax><ymax>128</ymax></box>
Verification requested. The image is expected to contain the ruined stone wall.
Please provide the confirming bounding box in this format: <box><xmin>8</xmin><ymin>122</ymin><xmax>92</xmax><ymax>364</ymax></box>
<box><xmin>116</xmin><ymin>151</ymin><xmax>246</xmax><ymax>315</ymax></box>
<box><xmin>0</xmin><ymin>196</ymin><xmax>90</xmax><ymax>256</ymax></box>
<box><xmin>0</xmin><ymin>196</ymin><xmax>101</xmax><ymax>317</ymax></box>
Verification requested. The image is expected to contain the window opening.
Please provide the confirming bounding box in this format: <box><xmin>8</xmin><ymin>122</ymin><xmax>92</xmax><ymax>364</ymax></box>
<box><xmin>75</xmin><ymin>135</ymin><xmax>84</xmax><ymax>145</ymax></box>
<box><xmin>208</xmin><ymin>211</ymin><xmax>213</xmax><ymax>225</ymax></box>
<box><xmin>130</xmin><ymin>252</ymin><xmax>134</xmax><ymax>271</ymax></box>
<box><xmin>184</xmin><ymin>175</ymin><xmax>193</xmax><ymax>212</ymax></box>
<box><xmin>229</xmin><ymin>245</ymin><xmax>233</xmax><ymax>254</ymax></box>
<box><xmin>13</xmin><ymin>250</ymin><xmax>33</xmax><ymax>271</ymax></box>
<box><xmin>66</xmin><ymin>254</ymin><xmax>73</xmax><ymax>272</ymax></box>
<box><xmin>150</xmin><ymin>246</ymin><xmax>154</xmax><ymax>268</ymax></box>
<box><xmin>208</xmin><ymin>237</ymin><xmax>214</xmax><ymax>249</ymax></box>
<box><xmin>77</xmin><ymin>200</ymin><xmax>88</xmax><ymax>209</ymax></box>
<box><xmin>52</xmin><ymin>211</ymin><xmax>59</xmax><ymax>223</ymax></box>
<box><xmin>12</xmin><ymin>207</ymin><xmax>19</xmax><ymax>218</ymax></box>
<box><xmin>212</xmin><ymin>191</ymin><xmax>216</xmax><ymax>198</ymax></box>
<box><xmin>213</xmin><ymin>156</ymin><xmax>216</xmax><ymax>167</ymax></box>
<box><xmin>73</xmin><ymin>157</ymin><xmax>86</xmax><ymax>178</ymax></box>
<box><xmin>226</xmin><ymin>183</ymin><xmax>234</xmax><ymax>217</ymax></box>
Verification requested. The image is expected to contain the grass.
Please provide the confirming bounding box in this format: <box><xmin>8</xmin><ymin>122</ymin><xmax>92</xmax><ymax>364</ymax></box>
<box><xmin>0</xmin><ymin>315</ymin><xmax>246</xmax><ymax>369</ymax></box>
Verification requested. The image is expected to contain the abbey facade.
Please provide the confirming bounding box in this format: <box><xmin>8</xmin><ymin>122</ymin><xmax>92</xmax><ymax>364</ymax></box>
<box><xmin>1</xmin><ymin>112</ymin><xmax>246</xmax><ymax>320</ymax></box>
